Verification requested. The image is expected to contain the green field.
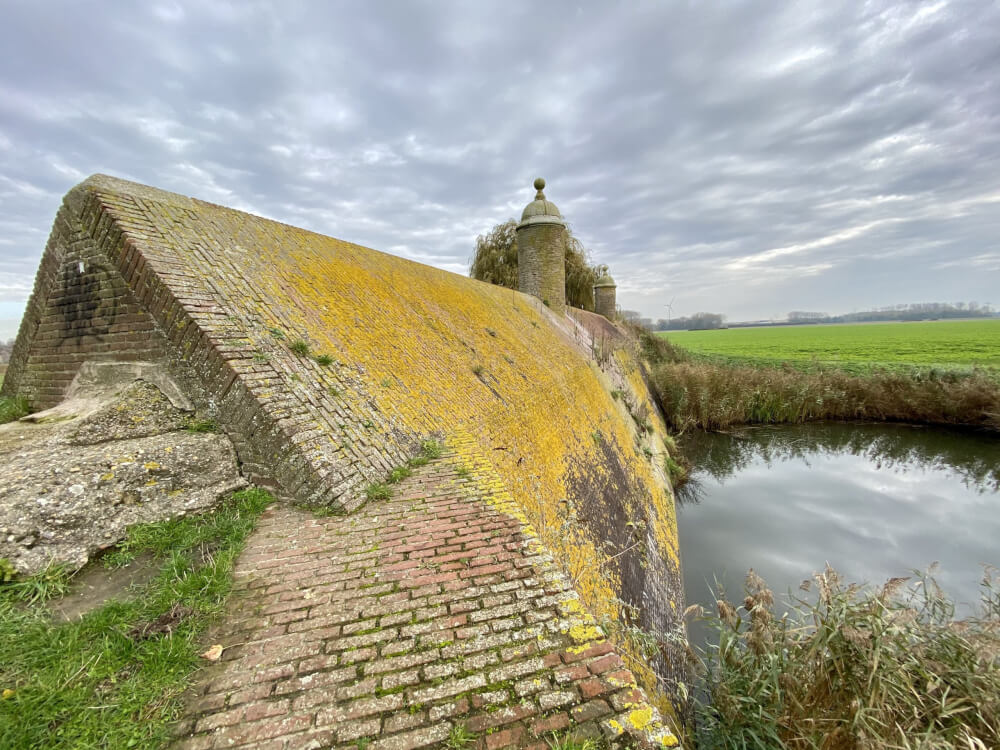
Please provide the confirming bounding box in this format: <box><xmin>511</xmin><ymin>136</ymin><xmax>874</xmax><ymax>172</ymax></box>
<box><xmin>659</xmin><ymin>320</ymin><xmax>1000</xmax><ymax>372</ymax></box>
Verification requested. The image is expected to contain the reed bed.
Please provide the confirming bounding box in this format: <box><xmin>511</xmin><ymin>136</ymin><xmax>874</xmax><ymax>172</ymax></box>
<box><xmin>687</xmin><ymin>567</ymin><xmax>1000</xmax><ymax>749</ymax></box>
<box><xmin>649</xmin><ymin>360</ymin><xmax>1000</xmax><ymax>432</ymax></box>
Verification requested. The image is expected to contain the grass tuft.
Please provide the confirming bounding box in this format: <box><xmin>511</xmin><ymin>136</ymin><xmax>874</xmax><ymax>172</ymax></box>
<box><xmin>365</xmin><ymin>483</ymin><xmax>392</xmax><ymax>502</ymax></box>
<box><xmin>313</xmin><ymin>353</ymin><xmax>334</xmax><ymax>366</ymax></box>
<box><xmin>419</xmin><ymin>439</ymin><xmax>443</xmax><ymax>460</ymax></box>
<box><xmin>184</xmin><ymin>417</ymin><xmax>218</xmax><ymax>433</ymax></box>
<box><xmin>387</xmin><ymin>465</ymin><xmax>412</xmax><ymax>484</ymax></box>
<box><xmin>0</xmin><ymin>395</ymin><xmax>29</xmax><ymax>425</ymax></box>
<box><xmin>545</xmin><ymin>733</ymin><xmax>598</xmax><ymax>750</ymax></box>
<box><xmin>445</xmin><ymin>723</ymin><xmax>477</xmax><ymax>749</ymax></box>
<box><xmin>289</xmin><ymin>339</ymin><xmax>310</xmax><ymax>356</ymax></box>
<box><xmin>0</xmin><ymin>488</ymin><xmax>272</xmax><ymax>749</ymax></box>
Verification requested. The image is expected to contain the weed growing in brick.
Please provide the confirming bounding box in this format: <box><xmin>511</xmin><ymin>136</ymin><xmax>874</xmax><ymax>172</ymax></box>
<box><xmin>445</xmin><ymin>723</ymin><xmax>477</xmax><ymax>748</ymax></box>
<box><xmin>454</xmin><ymin>465</ymin><xmax>471</xmax><ymax>479</ymax></box>
<box><xmin>252</xmin><ymin>351</ymin><xmax>270</xmax><ymax>363</ymax></box>
<box><xmin>471</xmin><ymin>363</ymin><xmax>484</xmax><ymax>376</ymax></box>
<box><xmin>266</xmin><ymin>326</ymin><xmax>285</xmax><ymax>339</ymax></box>
<box><xmin>0</xmin><ymin>488</ymin><xmax>272</xmax><ymax>749</ymax></box>
<box><xmin>289</xmin><ymin>339</ymin><xmax>310</xmax><ymax>356</ymax></box>
<box><xmin>545</xmin><ymin>733</ymin><xmax>598</xmax><ymax>749</ymax></box>
<box><xmin>0</xmin><ymin>395</ymin><xmax>29</xmax><ymax>425</ymax></box>
<box><xmin>388</xmin><ymin>465</ymin><xmax>413</xmax><ymax>484</ymax></box>
<box><xmin>365</xmin><ymin>483</ymin><xmax>392</xmax><ymax>502</ymax></box>
<box><xmin>419</xmin><ymin>439</ymin><xmax>443</xmax><ymax>460</ymax></box>
<box><xmin>360</xmin><ymin>440</ymin><xmax>444</xmax><ymax>505</ymax></box>
<box><xmin>184</xmin><ymin>417</ymin><xmax>218</xmax><ymax>433</ymax></box>
<box><xmin>314</xmin><ymin>353</ymin><xmax>334</xmax><ymax>366</ymax></box>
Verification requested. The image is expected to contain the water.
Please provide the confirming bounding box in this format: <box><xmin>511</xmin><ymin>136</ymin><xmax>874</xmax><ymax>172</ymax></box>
<box><xmin>676</xmin><ymin>422</ymin><xmax>1000</xmax><ymax>648</ymax></box>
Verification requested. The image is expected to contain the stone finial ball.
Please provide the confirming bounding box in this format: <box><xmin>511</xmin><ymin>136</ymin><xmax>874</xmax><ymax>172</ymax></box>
<box><xmin>533</xmin><ymin>177</ymin><xmax>546</xmax><ymax>191</ymax></box>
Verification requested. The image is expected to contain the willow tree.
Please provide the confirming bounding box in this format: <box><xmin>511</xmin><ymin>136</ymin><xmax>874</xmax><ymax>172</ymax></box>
<box><xmin>469</xmin><ymin>219</ymin><xmax>605</xmax><ymax>311</ymax></box>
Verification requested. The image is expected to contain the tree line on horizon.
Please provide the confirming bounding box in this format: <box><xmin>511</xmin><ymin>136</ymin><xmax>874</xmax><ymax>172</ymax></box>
<box><xmin>621</xmin><ymin>301</ymin><xmax>996</xmax><ymax>331</ymax></box>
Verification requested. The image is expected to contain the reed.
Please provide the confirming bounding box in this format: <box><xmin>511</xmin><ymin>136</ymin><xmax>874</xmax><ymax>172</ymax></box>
<box><xmin>688</xmin><ymin>567</ymin><xmax>1000</xmax><ymax>749</ymax></box>
<box><xmin>650</xmin><ymin>361</ymin><xmax>1000</xmax><ymax>432</ymax></box>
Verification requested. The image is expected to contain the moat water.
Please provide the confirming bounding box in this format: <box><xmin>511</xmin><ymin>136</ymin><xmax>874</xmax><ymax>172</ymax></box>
<box><xmin>676</xmin><ymin>422</ymin><xmax>1000</xmax><ymax>648</ymax></box>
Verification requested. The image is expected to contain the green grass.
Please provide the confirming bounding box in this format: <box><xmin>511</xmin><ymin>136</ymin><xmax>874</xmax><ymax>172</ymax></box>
<box><xmin>0</xmin><ymin>394</ymin><xmax>29</xmax><ymax>424</ymax></box>
<box><xmin>360</xmin><ymin>439</ymin><xmax>445</xmax><ymax>504</ymax></box>
<box><xmin>184</xmin><ymin>417</ymin><xmax>218</xmax><ymax>433</ymax></box>
<box><xmin>661</xmin><ymin>320</ymin><xmax>1000</xmax><ymax>374</ymax></box>
<box><xmin>0</xmin><ymin>488</ymin><xmax>272</xmax><ymax>749</ymax></box>
<box><xmin>289</xmin><ymin>339</ymin><xmax>311</xmax><ymax>356</ymax></box>
<box><xmin>445</xmin><ymin>723</ymin><xmax>477</xmax><ymax>748</ymax></box>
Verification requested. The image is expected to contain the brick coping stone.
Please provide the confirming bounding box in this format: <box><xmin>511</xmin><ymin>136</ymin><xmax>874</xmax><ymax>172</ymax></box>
<box><xmin>173</xmin><ymin>455</ymin><xmax>680</xmax><ymax>749</ymax></box>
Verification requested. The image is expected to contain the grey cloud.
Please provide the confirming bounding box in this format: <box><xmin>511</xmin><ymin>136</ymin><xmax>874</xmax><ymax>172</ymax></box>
<box><xmin>0</xmin><ymin>0</ymin><xmax>997</xmax><ymax>325</ymax></box>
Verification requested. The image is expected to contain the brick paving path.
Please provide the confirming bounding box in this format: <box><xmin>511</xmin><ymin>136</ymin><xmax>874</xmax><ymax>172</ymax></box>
<box><xmin>173</xmin><ymin>456</ymin><xmax>678</xmax><ymax>749</ymax></box>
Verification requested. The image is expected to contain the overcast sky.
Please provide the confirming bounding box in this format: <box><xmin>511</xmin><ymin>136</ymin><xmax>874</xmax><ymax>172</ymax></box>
<box><xmin>1</xmin><ymin>0</ymin><xmax>998</xmax><ymax>337</ymax></box>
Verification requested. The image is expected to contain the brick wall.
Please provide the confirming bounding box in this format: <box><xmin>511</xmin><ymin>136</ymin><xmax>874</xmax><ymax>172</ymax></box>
<box><xmin>2</xmin><ymin>187</ymin><xmax>172</xmax><ymax>409</ymax></box>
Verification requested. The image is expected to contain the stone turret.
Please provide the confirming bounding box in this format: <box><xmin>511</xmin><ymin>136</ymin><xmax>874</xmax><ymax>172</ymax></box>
<box><xmin>593</xmin><ymin>272</ymin><xmax>617</xmax><ymax>319</ymax></box>
<box><xmin>516</xmin><ymin>178</ymin><xmax>566</xmax><ymax>313</ymax></box>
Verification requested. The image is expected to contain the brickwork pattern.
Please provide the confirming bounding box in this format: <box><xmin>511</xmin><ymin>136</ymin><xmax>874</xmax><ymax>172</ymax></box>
<box><xmin>516</xmin><ymin>222</ymin><xmax>567</xmax><ymax>314</ymax></box>
<box><xmin>175</xmin><ymin>457</ymin><xmax>678</xmax><ymax>749</ymax></box>
<box><xmin>2</xmin><ymin>188</ymin><xmax>172</xmax><ymax>408</ymax></box>
<box><xmin>594</xmin><ymin>287</ymin><xmax>617</xmax><ymax>320</ymax></box>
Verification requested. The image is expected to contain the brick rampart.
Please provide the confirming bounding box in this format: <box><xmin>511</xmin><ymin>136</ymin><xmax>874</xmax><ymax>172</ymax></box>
<box><xmin>6</xmin><ymin>175</ymin><xmax>685</xmax><ymax>706</ymax></box>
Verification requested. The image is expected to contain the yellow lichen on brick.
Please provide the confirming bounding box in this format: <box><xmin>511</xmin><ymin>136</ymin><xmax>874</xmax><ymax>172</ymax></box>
<box><xmin>628</xmin><ymin>705</ymin><xmax>654</xmax><ymax>730</ymax></box>
<box><xmin>568</xmin><ymin>623</ymin><xmax>603</xmax><ymax>643</ymax></box>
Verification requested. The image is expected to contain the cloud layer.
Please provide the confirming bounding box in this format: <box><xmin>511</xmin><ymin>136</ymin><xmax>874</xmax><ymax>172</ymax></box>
<box><xmin>1</xmin><ymin>0</ymin><xmax>997</xmax><ymax>328</ymax></box>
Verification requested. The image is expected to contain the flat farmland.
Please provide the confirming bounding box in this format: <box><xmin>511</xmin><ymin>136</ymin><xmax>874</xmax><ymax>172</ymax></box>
<box><xmin>659</xmin><ymin>319</ymin><xmax>1000</xmax><ymax>372</ymax></box>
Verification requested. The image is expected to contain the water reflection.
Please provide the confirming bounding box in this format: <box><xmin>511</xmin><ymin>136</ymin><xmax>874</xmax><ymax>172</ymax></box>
<box><xmin>680</xmin><ymin>422</ymin><xmax>1000</xmax><ymax>500</ymax></box>
<box><xmin>676</xmin><ymin>422</ymin><xmax>1000</xmax><ymax>647</ymax></box>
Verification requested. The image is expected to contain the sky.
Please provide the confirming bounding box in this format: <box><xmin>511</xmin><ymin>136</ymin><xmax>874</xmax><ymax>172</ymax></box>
<box><xmin>1</xmin><ymin>0</ymin><xmax>998</xmax><ymax>339</ymax></box>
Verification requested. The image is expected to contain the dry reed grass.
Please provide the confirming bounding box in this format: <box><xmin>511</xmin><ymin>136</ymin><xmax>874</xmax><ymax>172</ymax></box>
<box><xmin>650</xmin><ymin>361</ymin><xmax>1000</xmax><ymax>432</ymax></box>
<box><xmin>689</xmin><ymin>567</ymin><xmax>1000</xmax><ymax>749</ymax></box>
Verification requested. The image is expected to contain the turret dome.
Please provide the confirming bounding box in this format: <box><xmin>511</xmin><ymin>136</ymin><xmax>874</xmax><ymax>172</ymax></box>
<box><xmin>518</xmin><ymin>178</ymin><xmax>565</xmax><ymax>227</ymax></box>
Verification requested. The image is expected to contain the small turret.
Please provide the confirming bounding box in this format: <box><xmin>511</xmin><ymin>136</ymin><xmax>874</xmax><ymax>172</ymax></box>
<box><xmin>516</xmin><ymin>178</ymin><xmax>566</xmax><ymax>313</ymax></box>
<box><xmin>593</xmin><ymin>272</ymin><xmax>617</xmax><ymax>319</ymax></box>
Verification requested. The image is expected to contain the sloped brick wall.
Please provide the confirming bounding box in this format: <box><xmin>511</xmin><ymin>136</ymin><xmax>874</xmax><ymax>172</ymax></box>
<box><xmin>3</xmin><ymin>188</ymin><xmax>171</xmax><ymax>408</ymax></box>
<box><xmin>6</xmin><ymin>175</ymin><xmax>686</xmax><ymax>704</ymax></box>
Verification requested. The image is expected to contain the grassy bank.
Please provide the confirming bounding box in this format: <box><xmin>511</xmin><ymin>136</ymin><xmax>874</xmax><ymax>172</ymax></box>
<box><xmin>686</xmin><ymin>567</ymin><xmax>1000</xmax><ymax>749</ymax></box>
<box><xmin>661</xmin><ymin>320</ymin><xmax>1000</xmax><ymax>373</ymax></box>
<box><xmin>650</xmin><ymin>360</ymin><xmax>1000</xmax><ymax>432</ymax></box>
<box><xmin>632</xmin><ymin>328</ymin><xmax>1000</xmax><ymax>432</ymax></box>
<box><xmin>0</xmin><ymin>488</ymin><xmax>272</xmax><ymax>749</ymax></box>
